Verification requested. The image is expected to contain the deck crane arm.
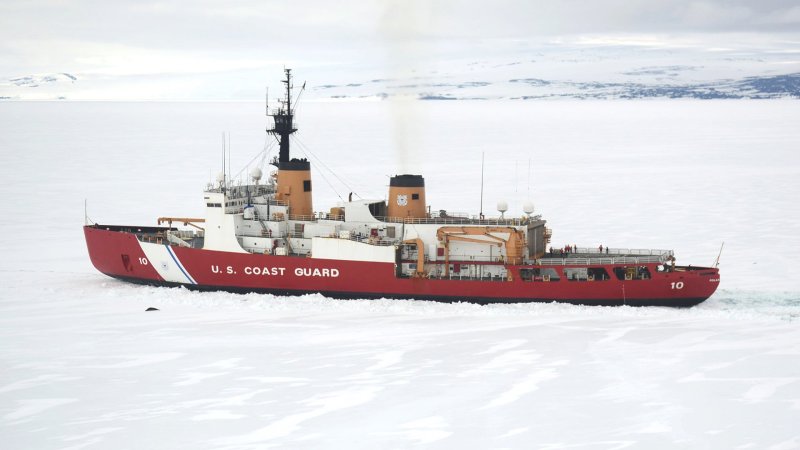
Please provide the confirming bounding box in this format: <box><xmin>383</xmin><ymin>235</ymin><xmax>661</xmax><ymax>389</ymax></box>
<box><xmin>436</xmin><ymin>226</ymin><xmax>527</xmax><ymax>277</ymax></box>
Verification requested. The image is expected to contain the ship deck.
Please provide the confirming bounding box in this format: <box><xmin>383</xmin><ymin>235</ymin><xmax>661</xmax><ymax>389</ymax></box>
<box><xmin>535</xmin><ymin>247</ymin><xmax>673</xmax><ymax>266</ymax></box>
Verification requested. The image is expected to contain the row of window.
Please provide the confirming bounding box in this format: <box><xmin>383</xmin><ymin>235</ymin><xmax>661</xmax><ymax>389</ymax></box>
<box><xmin>520</xmin><ymin>266</ymin><xmax>652</xmax><ymax>282</ymax></box>
<box><xmin>206</xmin><ymin>200</ymin><xmax>246</xmax><ymax>208</ymax></box>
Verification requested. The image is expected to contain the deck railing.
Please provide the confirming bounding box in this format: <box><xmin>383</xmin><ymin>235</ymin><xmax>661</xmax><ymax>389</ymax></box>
<box><xmin>426</xmin><ymin>274</ymin><xmax>509</xmax><ymax>282</ymax></box>
<box><xmin>339</xmin><ymin>235</ymin><xmax>396</xmax><ymax>246</ymax></box>
<box><xmin>206</xmin><ymin>185</ymin><xmax>277</xmax><ymax>197</ymax></box>
<box><xmin>376</xmin><ymin>215</ymin><xmax>536</xmax><ymax>226</ymax></box>
<box><xmin>569</xmin><ymin>247</ymin><xmax>673</xmax><ymax>257</ymax></box>
<box><xmin>538</xmin><ymin>250</ymin><xmax>673</xmax><ymax>266</ymax></box>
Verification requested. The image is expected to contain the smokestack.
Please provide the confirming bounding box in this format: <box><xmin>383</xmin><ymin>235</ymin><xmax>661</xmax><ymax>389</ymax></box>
<box><xmin>276</xmin><ymin>159</ymin><xmax>313</xmax><ymax>218</ymax></box>
<box><xmin>387</xmin><ymin>174</ymin><xmax>426</xmax><ymax>219</ymax></box>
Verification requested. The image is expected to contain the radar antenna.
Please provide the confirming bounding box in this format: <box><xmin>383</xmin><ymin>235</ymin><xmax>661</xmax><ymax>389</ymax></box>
<box><xmin>267</xmin><ymin>68</ymin><xmax>298</xmax><ymax>165</ymax></box>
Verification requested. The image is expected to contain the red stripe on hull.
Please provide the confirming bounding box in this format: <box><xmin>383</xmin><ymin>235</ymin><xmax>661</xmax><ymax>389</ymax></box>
<box><xmin>84</xmin><ymin>226</ymin><xmax>720</xmax><ymax>306</ymax></box>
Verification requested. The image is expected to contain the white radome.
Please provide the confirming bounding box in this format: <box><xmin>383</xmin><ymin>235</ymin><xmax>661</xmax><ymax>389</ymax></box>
<box><xmin>523</xmin><ymin>201</ymin><xmax>535</xmax><ymax>215</ymax></box>
<box><xmin>216</xmin><ymin>172</ymin><xmax>225</xmax><ymax>184</ymax></box>
<box><xmin>497</xmin><ymin>200</ymin><xmax>508</xmax><ymax>213</ymax></box>
<box><xmin>250</xmin><ymin>167</ymin><xmax>263</xmax><ymax>182</ymax></box>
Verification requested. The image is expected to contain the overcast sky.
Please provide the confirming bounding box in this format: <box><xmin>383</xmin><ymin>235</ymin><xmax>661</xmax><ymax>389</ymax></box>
<box><xmin>1</xmin><ymin>0</ymin><xmax>798</xmax><ymax>99</ymax></box>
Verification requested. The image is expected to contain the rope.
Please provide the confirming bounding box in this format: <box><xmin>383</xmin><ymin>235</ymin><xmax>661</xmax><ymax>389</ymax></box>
<box><xmin>303</xmin><ymin>152</ymin><xmax>345</xmax><ymax>202</ymax></box>
<box><xmin>232</xmin><ymin>138</ymin><xmax>275</xmax><ymax>182</ymax></box>
<box><xmin>292</xmin><ymin>135</ymin><xmax>371</xmax><ymax>200</ymax></box>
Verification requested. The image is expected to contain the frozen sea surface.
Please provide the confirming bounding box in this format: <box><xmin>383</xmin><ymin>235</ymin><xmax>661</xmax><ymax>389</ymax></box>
<box><xmin>1</xmin><ymin>100</ymin><xmax>799</xmax><ymax>449</ymax></box>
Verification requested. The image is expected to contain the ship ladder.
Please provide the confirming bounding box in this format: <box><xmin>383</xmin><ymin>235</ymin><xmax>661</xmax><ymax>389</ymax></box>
<box><xmin>254</xmin><ymin>209</ymin><xmax>271</xmax><ymax>237</ymax></box>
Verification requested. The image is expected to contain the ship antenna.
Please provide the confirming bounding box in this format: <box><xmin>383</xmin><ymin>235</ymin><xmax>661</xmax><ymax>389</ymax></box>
<box><xmin>479</xmin><ymin>152</ymin><xmax>485</xmax><ymax>220</ymax></box>
<box><xmin>221</xmin><ymin>132</ymin><xmax>226</xmax><ymax>193</ymax></box>
<box><xmin>293</xmin><ymin>80</ymin><xmax>306</xmax><ymax>112</ymax></box>
<box><xmin>286</xmin><ymin>67</ymin><xmax>292</xmax><ymax>114</ymax></box>
<box><xmin>713</xmin><ymin>242</ymin><xmax>725</xmax><ymax>268</ymax></box>
<box><xmin>527</xmin><ymin>158</ymin><xmax>531</xmax><ymax>199</ymax></box>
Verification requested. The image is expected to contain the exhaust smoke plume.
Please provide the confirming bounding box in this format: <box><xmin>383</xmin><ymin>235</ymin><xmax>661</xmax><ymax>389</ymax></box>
<box><xmin>381</xmin><ymin>0</ymin><xmax>432</xmax><ymax>175</ymax></box>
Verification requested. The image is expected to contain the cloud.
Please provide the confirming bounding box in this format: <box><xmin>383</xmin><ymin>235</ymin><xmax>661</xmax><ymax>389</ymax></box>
<box><xmin>5</xmin><ymin>39</ymin><xmax>272</xmax><ymax>77</ymax></box>
<box><xmin>759</xmin><ymin>5</ymin><xmax>800</xmax><ymax>26</ymax></box>
<box><xmin>3</xmin><ymin>1</ymin><xmax>800</xmax><ymax>51</ymax></box>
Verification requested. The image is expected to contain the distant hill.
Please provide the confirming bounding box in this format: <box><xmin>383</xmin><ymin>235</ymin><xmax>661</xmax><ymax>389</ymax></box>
<box><xmin>0</xmin><ymin>73</ymin><xmax>77</xmax><ymax>100</ymax></box>
<box><xmin>2</xmin><ymin>48</ymin><xmax>799</xmax><ymax>101</ymax></box>
<box><xmin>314</xmin><ymin>73</ymin><xmax>800</xmax><ymax>100</ymax></box>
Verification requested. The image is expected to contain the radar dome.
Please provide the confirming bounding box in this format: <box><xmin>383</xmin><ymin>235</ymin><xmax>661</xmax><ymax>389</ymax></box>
<box><xmin>497</xmin><ymin>200</ymin><xmax>508</xmax><ymax>213</ymax></box>
<box><xmin>523</xmin><ymin>201</ymin><xmax>535</xmax><ymax>215</ymax></box>
<box><xmin>250</xmin><ymin>167</ymin><xmax>263</xmax><ymax>182</ymax></box>
<box><xmin>216</xmin><ymin>172</ymin><xmax>225</xmax><ymax>184</ymax></box>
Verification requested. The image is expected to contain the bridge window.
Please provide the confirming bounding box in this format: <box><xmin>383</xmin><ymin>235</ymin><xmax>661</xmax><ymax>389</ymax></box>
<box><xmin>368</xmin><ymin>201</ymin><xmax>387</xmax><ymax>218</ymax></box>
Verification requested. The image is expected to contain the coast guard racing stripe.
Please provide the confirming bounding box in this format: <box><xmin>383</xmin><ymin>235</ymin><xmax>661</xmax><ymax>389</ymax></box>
<box><xmin>137</xmin><ymin>242</ymin><xmax>197</xmax><ymax>285</ymax></box>
<box><xmin>165</xmin><ymin>245</ymin><xmax>197</xmax><ymax>285</ymax></box>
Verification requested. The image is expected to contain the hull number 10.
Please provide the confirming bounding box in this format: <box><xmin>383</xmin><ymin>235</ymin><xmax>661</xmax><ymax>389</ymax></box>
<box><xmin>670</xmin><ymin>281</ymin><xmax>684</xmax><ymax>289</ymax></box>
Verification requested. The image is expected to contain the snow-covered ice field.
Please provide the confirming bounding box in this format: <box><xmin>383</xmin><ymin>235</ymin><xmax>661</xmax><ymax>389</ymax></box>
<box><xmin>1</xmin><ymin>100</ymin><xmax>799</xmax><ymax>449</ymax></box>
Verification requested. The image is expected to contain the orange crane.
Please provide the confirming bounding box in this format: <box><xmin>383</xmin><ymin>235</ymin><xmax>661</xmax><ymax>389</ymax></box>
<box><xmin>436</xmin><ymin>226</ymin><xmax>526</xmax><ymax>277</ymax></box>
<box><xmin>402</xmin><ymin>238</ymin><xmax>427</xmax><ymax>278</ymax></box>
<box><xmin>157</xmin><ymin>217</ymin><xmax>206</xmax><ymax>231</ymax></box>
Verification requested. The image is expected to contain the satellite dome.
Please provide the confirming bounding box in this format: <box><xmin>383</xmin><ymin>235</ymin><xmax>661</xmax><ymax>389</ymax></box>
<box><xmin>497</xmin><ymin>200</ymin><xmax>508</xmax><ymax>213</ymax></box>
<box><xmin>250</xmin><ymin>167</ymin><xmax>263</xmax><ymax>182</ymax></box>
<box><xmin>523</xmin><ymin>201</ymin><xmax>535</xmax><ymax>215</ymax></box>
<box><xmin>216</xmin><ymin>172</ymin><xmax>225</xmax><ymax>184</ymax></box>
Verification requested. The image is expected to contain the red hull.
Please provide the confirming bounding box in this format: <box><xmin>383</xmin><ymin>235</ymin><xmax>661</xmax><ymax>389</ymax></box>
<box><xmin>85</xmin><ymin>226</ymin><xmax>720</xmax><ymax>307</ymax></box>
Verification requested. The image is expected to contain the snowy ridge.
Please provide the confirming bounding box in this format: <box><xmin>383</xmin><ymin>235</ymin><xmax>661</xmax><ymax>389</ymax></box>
<box><xmin>309</xmin><ymin>45</ymin><xmax>800</xmax><ymax>101</ymax></box>
<box><xmin>0</xmin><ymin>72</ymin><xmax>77</xmax><ymax>100</ymax></box>
<box><xmin>315</xmin><ymin>72</ymin><xmax>800</xmax><ymax>100</ymax></box>
<box><xmin>7</xmin><ymin>72</ymin><xmax>77</xmax><ymax>87</ymax></box>
<box><xmin>2</xmin><ymin>44</ymin><xmax>799</xmax><ymax>100</ymax></box>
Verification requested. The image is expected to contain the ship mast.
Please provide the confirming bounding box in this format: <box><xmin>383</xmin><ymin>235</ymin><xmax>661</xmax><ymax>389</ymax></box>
<box><xmin>268</xmin><ymin>68</ymin><xmax>297</xmax><ymax>163</ymax></box>
<box><xmin>267</xmin><ymin>68</ymin><xmax>313</xmax><ymax>217</ymax></box>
